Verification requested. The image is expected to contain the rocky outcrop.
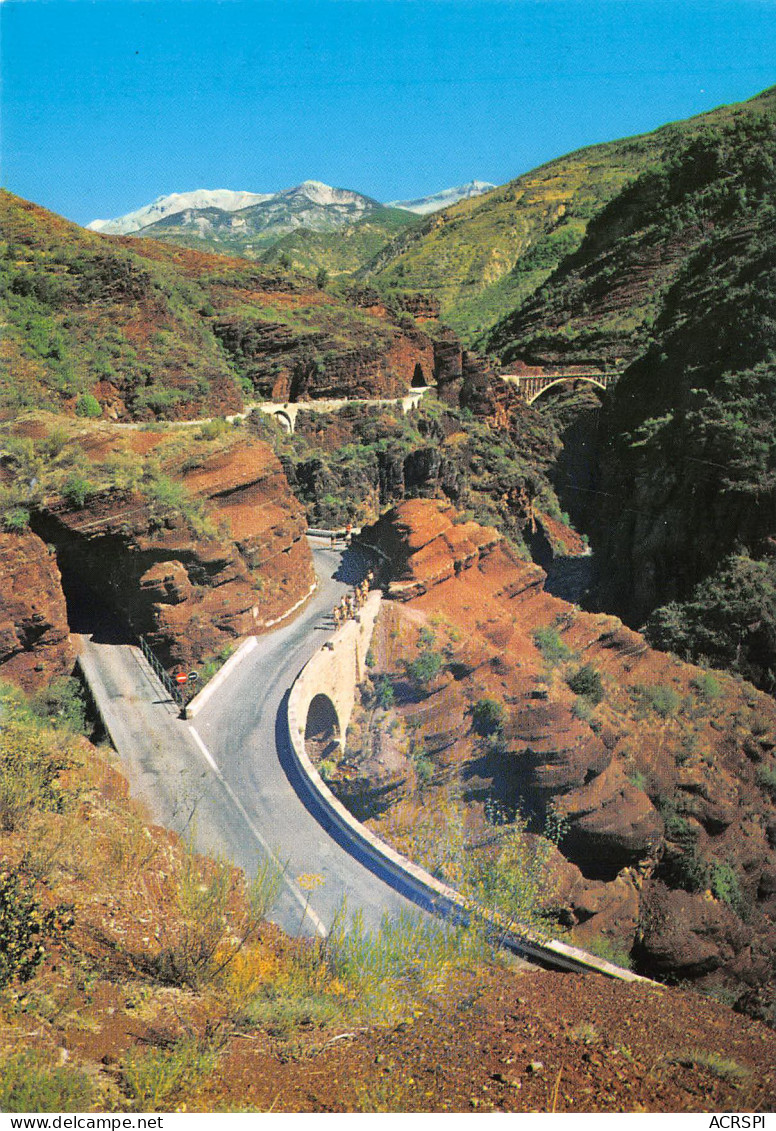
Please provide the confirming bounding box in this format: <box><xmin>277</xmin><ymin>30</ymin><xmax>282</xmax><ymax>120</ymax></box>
<box><xmin>32</xmin><ymin>439</ymin><xmax>314</xmax><ymax>670</ymax></box>
<box><xmin>350</xmin><ymin>499</ymin><xmax>776</xmax><ymax>1001</ymax></box>
<box><xmin>363</xmin><ymin>499</ymin><xmax>501</xmax><ymax>600</ymax></box>
<box><xmin>213</xmin><ymin>314</ymin><xmax>437</xmax><ymax>402</ymax></box>
<box><xmin>0</xmin><ymin>531</ymin><xmax>74</xmax><ymax>689</ymax></box>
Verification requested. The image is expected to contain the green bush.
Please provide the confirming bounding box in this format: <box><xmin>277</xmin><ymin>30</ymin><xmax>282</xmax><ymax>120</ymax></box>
<box><xmin>0</xmin><ymin>1051</ymin><xmax>94</xmax><ymax>1113</ymax></box>
<box><xmin>566</xmin><ymin>663</ymin><xmax>604</xmax><ymax>704</ymax></box>
<box><xmin>62</xmin><ymin>472</ymin><xmax>95</xmax><ymax>509</ymax></box>
<box><xmin>709</xmin><ymin>860</ymin><xmax>745</xmax><ymax>915</ymax></box>
<box><xmin>197</xmin><ymin>417</ymin><xmax>229</xmax><ymax>441</ymax></box>
<box><xmin>690</xmin><ymin>672</ymin><xmax>722</xmax><ymax>700</ymax></box>
<box><xmin>533</xmin><ymin>625</ymin><xmax>573</xmax><ymax>664</ymax></box>
<box><xmin>756</xmin><ymin>764</ymin><xmax>776</xmax><ymax>800</ymax></box>
<box><xmin>74</xmin><ymin>393</ymin><xmax>102</xmax><ymax>418</ymax></box>
<box><xmin>633</xmin><ymin>682</ymin><xmax>681</xmax><ymax>718</ymax></box>
<box><xmin>471</xmin><ymin>698</ymin><xmax>506</xmax><ymax>737</ymax></box>
<box><xmin>404</xmin><ymin>649</ymin><xmax>443</xmax><ymax>692</ymax></box>
<box><xmin>29</xmin><ymin>677</ymin><xmax>89</xmax><ymax>733</ymax></box>
<box><xmin>121</xmin><ymin>1037</ymin><xmax>219</xmax><ymax>1111</ymax></box>
<box><xmin>0</xmin><ymin>714</ymin><xmax>74</xmax><ymax>831</ymax></box>
<box><xmin>0</xmin><ymin>869</ymin><xmax>71</xmax><ymax>988</ymax></box>
<box><xmin>373</xmin><ymin>675</ymin><xmax>396</xmax><ymax>709</ymax></box>
<box><xmin>1</xmin><ymin>506</ymin><xmax>30</xmax><ymax>533</ymax></box>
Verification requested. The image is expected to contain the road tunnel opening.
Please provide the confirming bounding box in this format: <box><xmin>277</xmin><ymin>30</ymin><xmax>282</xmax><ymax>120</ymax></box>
<box><xmin>411</xmin><ymin>363</ymin><xmax>428</xmax><ymax>389</ymax></box>
<box><xmin>55</xmin><ymin>550</ymin><xmax>135</xmax><ymax>645</ymax></box>
<box><xmin>305</xmin><ymin>693</ymin><xmax>341</xmax><ymax>763</ymax></box>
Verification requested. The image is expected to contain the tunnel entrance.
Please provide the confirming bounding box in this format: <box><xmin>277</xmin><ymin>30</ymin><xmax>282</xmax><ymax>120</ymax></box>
<box><xmin>411</xmin><ymin>363</ymin><xmax>427</xmax><ymax>389</ymax></box>
<box><xmin>56</xmin><ymin>552</ymin><xmax>135</xmax><ymax>645</ymax></box>
<box><xmin>304</xmin><ymin>693</ymin><xmax>341</xmax><ymax>763</ymax></box>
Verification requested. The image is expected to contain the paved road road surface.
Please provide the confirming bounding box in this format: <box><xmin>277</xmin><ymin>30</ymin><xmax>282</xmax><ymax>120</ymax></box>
<box><xmin>78</xmin><ymin>541</ymin><xmax>423</xmax><ymax>937</ymax></box>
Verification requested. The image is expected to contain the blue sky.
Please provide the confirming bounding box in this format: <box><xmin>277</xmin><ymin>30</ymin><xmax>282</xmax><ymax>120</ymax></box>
<box><xmin>2</xmin><ymin>0</ymin><xmax>775</xmax><ymax>226</ymax></box>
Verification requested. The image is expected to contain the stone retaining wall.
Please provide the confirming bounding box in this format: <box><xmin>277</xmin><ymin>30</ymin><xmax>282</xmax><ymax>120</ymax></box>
<box><xmin>285</xmin><ymin>597</ymin><xmax>655</xmax><ymax>985</ymax></box>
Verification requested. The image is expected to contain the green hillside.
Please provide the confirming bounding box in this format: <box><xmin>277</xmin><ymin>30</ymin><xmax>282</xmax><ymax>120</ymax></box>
<box><xmin>488</xmin><ymin>90</ymin><xmax>776</xmax><ymax>368</ymax></box>
<box><xmin>260</xmin><ymin>206</ymin><xmax>422</xmax><ymax>276</ymax></box>
<box><xmin>0</xmin><ymin>192</ymin><xmax>425</xmax><ymax>421</ymax></box>
<box><xmin>363</xmin><ymin>86</ymin><xmax>776</xmax><ymax>345</ymax></box>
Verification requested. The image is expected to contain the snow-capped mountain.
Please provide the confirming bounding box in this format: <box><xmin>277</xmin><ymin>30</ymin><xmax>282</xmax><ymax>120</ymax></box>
<box><xmin>87</xmin><ymin>189</ymin><xmax>273</xmax><ymax>236</ymax></box>
<box><xmin>388</xmin><ymin>180</ymin><xmax>496</xmax><ymax>215</ymax></box>
<box><xmin>87</xmin><ymin>180</ymin><xmax>496</xmax><ymax>237</ymax></box>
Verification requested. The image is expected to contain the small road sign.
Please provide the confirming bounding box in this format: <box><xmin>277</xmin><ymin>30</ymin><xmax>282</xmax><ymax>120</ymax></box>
<box><xmin>175</xmin><ymin>671</ymin><xmax>188</xmax><ymax>685</ymax></box>
<box><xmin>188</xmin><ymin>671</ymin><xmax>199</xmax><ymax>682</ymax></box>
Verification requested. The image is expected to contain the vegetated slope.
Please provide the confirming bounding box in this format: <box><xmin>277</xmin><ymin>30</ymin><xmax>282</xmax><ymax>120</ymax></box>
<box><xmin>255</xmin><ymin>391</ymin><xmax>575</xmax><ymax>559</ymax></box>
<box><xmin>343</xmin><ymin>501</ymin><xmax>776</xmax><ymax>1017</ymax></box>
<box><xmin>582</xmin><ymin>113</ymin><xmax>776</xmax><ymax>690</ymax></box>
<box><xmin>0</xmin><ymin>191</ymin><xmax>439</xmax><ymax>420</ymax></box>
<box><xmin>363</xmin><ymin>86</ymin><xmax>776</xmax><ymax>344</ymax></box>
<box><xmin>2</xmin><ymin>680</ymin><xmax>776</xmax><ymax>1115</ymax></box>
<box><xmin>260</xmin><ymin>206</ymin><xmax>422</xmax><ymax>278</ymax></box>
<box><xmin>488</xmin><ymin>89</ymin><xmax>776</xmax><ymax>370</ymax></box>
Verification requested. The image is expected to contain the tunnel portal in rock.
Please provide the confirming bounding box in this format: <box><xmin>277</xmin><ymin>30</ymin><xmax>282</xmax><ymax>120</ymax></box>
<box><xmin>411</xmin><ymin>363</ymin><xmax>428</xmax><ymax>389</ymax></box>
<box><xmin>305</xmin><ymin>692</ymin><xmax>341</xmax><ymax>760</ymax></box>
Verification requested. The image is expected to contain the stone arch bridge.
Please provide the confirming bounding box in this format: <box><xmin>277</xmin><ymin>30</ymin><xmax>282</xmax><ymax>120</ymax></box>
<box><xmin>255</xmin><ymin>390</ymin><xmax>427</xmax><ymax>434</ymax></box>
<box><xmin>500</xmin><ymin>370</ymin><xmax>619</xmax><ymax>405</ymax></box>
<box><xmin>289</xmin><ymin>591</ymin><xmax>382</xmax><ymax>758</ymax></box>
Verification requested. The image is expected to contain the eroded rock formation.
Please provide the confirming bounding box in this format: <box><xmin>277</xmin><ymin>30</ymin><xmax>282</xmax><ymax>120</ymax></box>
<box><xmin>350</xmin><ymin>499</ymin><xmax>776</xmax><ymax>1002</ymax></box>
<box><xmin>0</xmin><ymin>530</ymin><xmax>74</xmax><ymax>689</ymax></box>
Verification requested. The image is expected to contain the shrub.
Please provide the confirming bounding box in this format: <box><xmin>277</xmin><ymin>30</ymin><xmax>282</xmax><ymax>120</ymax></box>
<box><xmin>0</xmin><ymin>869</ymin><xmax>71</xmax><ymax>988</ymax></box>
<box><xmin>197</xmin><ymin>417</ymin><xmax>229</xmax><ymax>441</ymax></box>
<box><xmin>690</xmin><ymin>671</ymin><xmax>722</xmax><ymax>700</ymax></box>
<box><xmin>29</xmin><ymin>677</ymin><xmax>89</xmax><ymax>734</ymax></box>
<box><xmin>566</xmin><ymin>663</ymin><xmax>604</xmax><ymax>704</ymax></box>
<box><xmin>62</xmin><ymin>472</ymin><xmax>94</xmax><ymax>509</ymax></box>
<box><xmin>154</xmin><ymin>852</ymin><xmax>233</xmax><ymax>989</ymax></box>
<box><xmin>756</xmin><ymin>764</ymin><xmax>776</xmax><ymax>800</ymax></box>
<box><xmin>471</xmin><ymin>698</ymin><xmax>505</xmax><ymax>737</ymax></box>
<box><xmin>121</xmin><ymin>1037</ymin><xmax>219</xmax><ymax>1111</ymax></box>
<box><xmin>404</xmin><ymin>648</ymin><xmax>443</xmax><ymax>692</ymax></box>
<box><xmin>74</xmin><ymin>393</ymin><xmax>102</xmax><ymax>418</ymax></box>
<box><xmin>0</xmin><ymin>1051</ymin><xmax>94</xmax><ymax>1113</ymax></box>
<box><xmin>0</xmin><ymin>717</ymin><xmax>73</xmax><ymax>831</ymax></box>
<box><xmin>373</xmin><ymin>675</ymin><xmax>395</xmax><ymax>709</ymax></box>
<box><xmin>633</xmin><ymin>682</ymin><xmax>681</xmax><ymax>718</ymax></box>
<box><xmin>709</xmin><ymin>860</ymin><xmax>745</xmax><ymax>915</ymax></box>
<box><xmin>669</xmin><ymin>848</ymin><xmax>709</xmax><ymax>893</ymax></box>
<box><xmin>533</xmin><ymin>625</ymin><xmax>573</xmax><ymax>664</ymax></box>
<box><xmin>1</xmin><ymin>506</ymin><xmax>30</xmax><ymax>533</ymax></box>
<box><xmin>411</xmin><ymin>743</ymin><xmax>434</xmax><ymax>786</ymax></box>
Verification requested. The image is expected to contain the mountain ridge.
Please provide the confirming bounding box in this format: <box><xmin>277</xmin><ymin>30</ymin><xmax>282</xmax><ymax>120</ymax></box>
<box><xmin>87</xmin><ymin>179</ymin><xmax>496</xmax><ymax>238</ymax></box>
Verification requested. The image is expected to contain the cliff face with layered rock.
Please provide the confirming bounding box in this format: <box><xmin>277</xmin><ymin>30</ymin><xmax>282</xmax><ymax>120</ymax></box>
<box><xmin>1</xmin><ymin>191</ymin><xmax>447</xmax><ymax>422</ymax></box>
<box><xmin>0</xmin><ymin>530</ymin><xmax>74</xmax><ymax>689</ymax></box>
<box><xmin>0</xmin><ymin>417</ymin><xmax>315</xmax><ymax>681</ymax></box>
<box><xmin>344</xmin><ymin>500</ymin><xmax>776</xmax><ymax>1009</ymax></box>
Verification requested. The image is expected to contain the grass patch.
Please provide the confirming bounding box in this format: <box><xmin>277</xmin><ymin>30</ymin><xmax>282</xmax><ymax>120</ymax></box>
<box><xmin>667</xmin><ymin>1048</ymin><xmax>750</xmax><ymax>1083</ymax></box>
<box><xmin>533</xmin><ymin>625</ymin><xmax>573</xmax><ymax>665</ymax></box>
<box><xmin>121</xmin><ymin>1037</ymin><xmax>220</xmax><ymax>1111</ymax></box>
<box><xmin>0</xmin><ymin>1051</ymin><xmax>95</xmax><ymax>1113</ymax></box>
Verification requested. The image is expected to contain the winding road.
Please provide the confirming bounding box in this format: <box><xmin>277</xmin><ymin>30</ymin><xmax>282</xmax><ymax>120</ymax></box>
<box><xmin>78</xmin><ymin>541</ymin><xmax>422</xmax><ymax>938</ymax></box>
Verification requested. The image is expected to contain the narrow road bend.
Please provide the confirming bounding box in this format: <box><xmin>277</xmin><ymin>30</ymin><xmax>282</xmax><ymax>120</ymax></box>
<box><xmin>78</xmin><ymin>541</ymin><xmax>422</xmax><ymax>937</ymax></box>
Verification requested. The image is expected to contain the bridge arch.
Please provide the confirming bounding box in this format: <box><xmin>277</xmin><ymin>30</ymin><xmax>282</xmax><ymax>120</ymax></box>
<box><xmin>525</xmin><ymin>376</ymin><xmax>611</xmax><ymax>406</ymax></box>
<box><xmin>305</xmin><ymin>692</ymin><xmax>342</xmax><ymax>759</ymax></box>
<box><xmin>273</xmin><ymin>409</ymin><xmax>294</xmax><ymax>433</ymax></box>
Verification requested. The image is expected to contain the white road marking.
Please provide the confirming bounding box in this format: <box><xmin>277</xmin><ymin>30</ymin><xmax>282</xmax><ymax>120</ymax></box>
<box><xmin>187</xmin><ymin>725</ymin><xmax>327</xmax><ymax>938</ymax></box>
